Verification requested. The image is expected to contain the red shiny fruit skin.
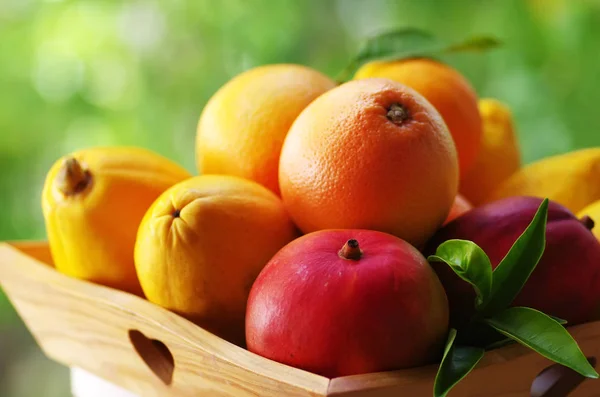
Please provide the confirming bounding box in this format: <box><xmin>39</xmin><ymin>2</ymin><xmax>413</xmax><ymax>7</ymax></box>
<box><xmin>426</xmin><ymin>195</ymin><xmax>600</xmax><ymax>327</ymax></box>
<box><xmin>245</xmin><ymin>229</ymin><xmax>449</xmax><ymax>378</ymax></box>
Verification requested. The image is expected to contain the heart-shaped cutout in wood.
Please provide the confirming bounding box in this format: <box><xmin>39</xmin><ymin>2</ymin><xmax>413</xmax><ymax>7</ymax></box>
<box><xmin>128</xmin><ymin>329</ymin><xmax>175</xmax><ymax>386</ymax></box>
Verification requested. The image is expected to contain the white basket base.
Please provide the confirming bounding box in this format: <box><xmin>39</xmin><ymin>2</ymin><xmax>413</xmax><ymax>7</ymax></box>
<box><xmin>70</xmin><ymin>367</ymin><xmax>139</xmax><ymax>397</ymax></box>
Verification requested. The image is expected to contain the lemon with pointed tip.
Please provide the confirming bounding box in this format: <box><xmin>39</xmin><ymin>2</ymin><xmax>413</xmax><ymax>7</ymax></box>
<box><xmin>485</xmin><ymin>148</ymin><xmax>600</xmax><ymax>213</ymax></box>
<box><xmin>578</xmin><ymin>200</ymin><xmax>600</xmax><ymax>241</ymax></box>
<box><xmin>41</xmin><ymin>146</ymin><xmax>191</xmax><ymax>295</ymax></box>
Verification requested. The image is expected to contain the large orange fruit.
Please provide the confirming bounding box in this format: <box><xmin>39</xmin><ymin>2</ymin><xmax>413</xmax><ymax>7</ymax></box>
<box><xmin>196</xmin><ymin>64</ymin><xmax>336</xmax><ymax>195</ymax></box>
<box><xmin>279</xmin><ymin>78</ymin><xmax>459</xmax><ymax>248</ymax></box>
<box><xmin>354</xmin><ymin>58</ymin><xmax>482</xmax><ymax>178</ymax></box>
<box><xmin>134</xmin><ymin>175</ymin><xmax>297</xmax><ymax>345</ymax></box>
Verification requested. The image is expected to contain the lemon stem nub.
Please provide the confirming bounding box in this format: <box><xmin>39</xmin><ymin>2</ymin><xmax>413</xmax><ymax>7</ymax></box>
<box><xmin>339</xmin><ymin>239</ymin><xmax>362</xmax><ymax>261</ymax></box>
<box><xmin>387</xmin><ymin>103</ymin><xmax>409</xmax><ymax>125</ymax></box>
<box><xmin>580</xmin><ymin>215</ymin><xmax>595</xmax><ymax>231</ymax></box>
<box><xmin>55</xmin><ymin>157</ymin><xmax>91</xmax><ymax>196</ymax></box>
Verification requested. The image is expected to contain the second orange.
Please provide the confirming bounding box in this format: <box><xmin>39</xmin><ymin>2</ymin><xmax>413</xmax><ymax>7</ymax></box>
<box><xmin>279</xmin><ymin>78</ymin><xmax>459</xmax><ymax>248</ymax></box>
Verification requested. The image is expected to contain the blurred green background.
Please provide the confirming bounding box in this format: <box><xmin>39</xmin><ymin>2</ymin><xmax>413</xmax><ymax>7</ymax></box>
<box><xmin>1</xmin><ymin>0</ymin><xmax>600</xmax><ymax>395</ymax></box>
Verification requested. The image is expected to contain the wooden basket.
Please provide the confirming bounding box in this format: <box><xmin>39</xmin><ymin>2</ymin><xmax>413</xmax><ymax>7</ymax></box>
<box><xmin>1</xmin><ymin>241</ymin><xmax>600</xmax><ymax>397</ymax></box>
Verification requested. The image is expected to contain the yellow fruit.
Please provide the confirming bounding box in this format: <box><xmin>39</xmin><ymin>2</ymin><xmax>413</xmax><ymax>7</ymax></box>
<box><xmin>134</xmin><ymin>175</ymin><xmax>297</xmax><ymax>345</ymax></box>
<box><xmin>578</xmin><ymin>200</ymin><xmax>600</xmax><ymax>241</ymax></box>
<box><xmin>485</xmin><ymin>148</ymin><xmax>600</xmax><ymax>213</ymax></box>
<box><xmin>460</xmin><ymin>98</ymin><xmax>521</xmax><ymax>205</ymax></box>
<box><xmin>41</xmin><ymin>146</ymin><xmax>192</xmax><ymax>295</ymax></box>
<box><xmin>196</xmin><ymin>64</ymin><xmax>336</xmax><ymax>195</ymax></box>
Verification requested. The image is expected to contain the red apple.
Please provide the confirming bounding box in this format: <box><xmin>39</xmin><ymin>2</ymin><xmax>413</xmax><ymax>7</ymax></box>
<box><xmin>245</xmin><ymin>229</ymin><xmax>449</xmax><ymax>378</ymax></box>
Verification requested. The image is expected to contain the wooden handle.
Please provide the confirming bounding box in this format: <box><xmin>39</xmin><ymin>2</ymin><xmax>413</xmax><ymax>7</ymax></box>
<box><xmin>0</xmin><ymin>242</ymin><xmax>329</xmax><ymax>397</ymax></box>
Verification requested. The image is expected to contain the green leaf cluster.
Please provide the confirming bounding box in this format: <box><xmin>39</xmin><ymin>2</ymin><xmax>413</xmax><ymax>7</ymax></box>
<box><xmin>428</xmin><ymin>198</ymin><xmax>598</xmax><ymax>397</ymax></box>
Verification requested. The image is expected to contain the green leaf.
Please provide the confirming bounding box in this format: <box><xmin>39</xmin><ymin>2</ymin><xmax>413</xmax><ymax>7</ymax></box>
<box><xmin>428</xmin><ymin>239</ymin><xmax>492</xmax><ymax>309</ymax></box>
<box><xmin>481</xmin><ymin>316</ymin><xmax>565</xmax><ymax>350</ymax></box>
<box><xmin>481</xmin><ymin>198</ymin><xmax>549</xmax><ymax>315</ymax></box>
<box><xmin>550</xmin><ymin>315</ymin><xmax>568</xmax><ymax>325</ymax></box>
<box><xmin>353</xmin><ymin>28</ymin><xmax>440</xmax><ymax>64</ymax></box>
<box><xmin>337</xmin><ymin>28</ymin><xmax>501</xmax><ymax>82</ymax></box>
<box><xmin>434</xmin><ymin>328</ymin><xmax>485</xmax><ymax>397</ymax></box>
<box><xmin>336</xmin><ymin>28</ymin><xmax>440</xmax><ymax>82</ymax></box>
<box><xmin>445</xmin><ymin>36</ymin><xmax>503</xmax><ymax>53</ymax></box>
<box><xmin>485</xmin><ymin>307</ymin><xmax>598</xmax><ymax>379</ymax></box>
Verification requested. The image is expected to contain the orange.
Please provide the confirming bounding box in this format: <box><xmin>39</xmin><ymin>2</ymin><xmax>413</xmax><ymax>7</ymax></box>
<box><xmin>460</xmin><ymin>98</ymin><xmax>521</xmax><ymax>205</ymax></box>
<box><xmin>443</xmin><ymin>194</ymin><xmax>473</xmax><ymax>225</ymax></box>
<box><xmin>196</xmin><ymin>64</ymin><xmax>336</xmax><ymax>195</ymax></box>
<box><xmin>354</xmin><ymin>58</ymin><xmax>482</xmax><ymax>178</ymax></box>
<box><xmin>134</xmin><ymin>174</ymin><xmax>297</xmax><ymax>345</ymax></box>
<box><xmin>279</xmin><ymin>78</ymin><xmax>459</xmax><ymax>248</ymax></box>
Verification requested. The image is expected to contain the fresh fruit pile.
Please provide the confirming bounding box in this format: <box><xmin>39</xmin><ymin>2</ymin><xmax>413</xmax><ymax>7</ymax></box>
<box><xmin>39</xmin><ymin>29</ymin><xmax>600</xmax><ymax>396</ymax></box>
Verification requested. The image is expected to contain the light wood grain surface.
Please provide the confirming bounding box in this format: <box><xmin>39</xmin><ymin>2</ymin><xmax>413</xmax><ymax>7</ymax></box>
<box><xmin>1</xmin><ymin>241</ymin><xmax>600</xmax><ymax>397</ymax></box>
<box><xmin>0</xmin><ymin>242</ymin><xmax>329</xmax><ymax>397</ymax></box>
<box><xmin>328</xmin><ymin>324</ymin><xmax>600</xmax><ymax>396</ymax></box>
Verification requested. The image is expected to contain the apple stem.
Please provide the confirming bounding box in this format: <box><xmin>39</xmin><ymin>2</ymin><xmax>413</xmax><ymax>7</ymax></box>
<box><xmin>339</xmin><ymin>239</ymin><xmax>362</xmax><ymax>261</ymax></box>
<box><xmin>580</xmin><ymin>215</ymin><xmax>595</xmax><ymax>231</ymax></box>
<box><xmin>55</xmin><ymin>157</ymin><xmax>91</xmax><ymax>196</ymax></box>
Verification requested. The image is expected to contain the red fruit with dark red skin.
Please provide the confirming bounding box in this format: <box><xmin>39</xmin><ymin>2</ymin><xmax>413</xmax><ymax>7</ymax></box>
<box><xmin>245</xmin><ymin>229</ymin><xmax>449</xmax><ymax>378</ymax></box>
<box><xmin>425</xmin><ymin>196</ymin><xmax>600</xmax><ymax>328</ymax></box>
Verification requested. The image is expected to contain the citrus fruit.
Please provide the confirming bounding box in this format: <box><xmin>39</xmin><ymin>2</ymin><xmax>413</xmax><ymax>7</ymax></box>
<box><xmin>578</xmin><ymin>200</ymin><xmax>600</xmax><ymax>241</ymax></box>
<box><xmin>41</xmin><ymin>146</ymin><xmax>191</xmax><ymax>295</ymax></box>
<box><xmin>134</xmin><ymin>174</ymin><xmax>297</xmax><ymax>345</ymax></box>
<box><xmin>354</xmin><ymin>58</ymin><xmax>481</xmax><ymax>178</ymax></box>
<box><xmin>279</xmin><ymin>78</ymin><xmax>458</xmax><ymax>248</ymax></box>
<box><xmin>460</xmin><ymin>98</ymin><xmax>521</xmax><ymax>205</ymax></box>
<box><xmin>484</xmin><ymin>148</ymin><xmax>600</xmax><ymax>213</ymax></box>
<box><xmin>196</xmin><ymin>64</ymin><xmax>336</xmax><ymax>195</ymax></box>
